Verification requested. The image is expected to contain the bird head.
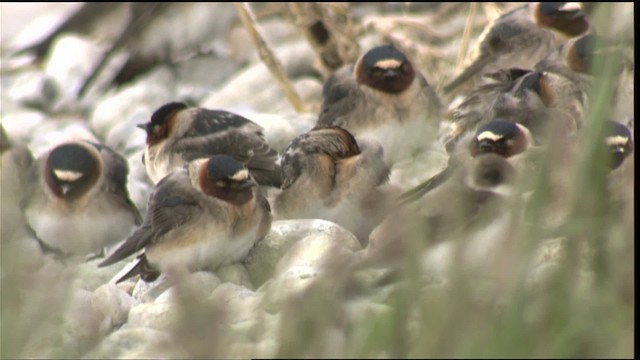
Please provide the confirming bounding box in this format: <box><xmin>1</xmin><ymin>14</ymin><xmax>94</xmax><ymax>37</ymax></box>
<box><xmin>45</xmin><ymin>142</ymin><xmax>102</xmax><ymax>201</ymax></box>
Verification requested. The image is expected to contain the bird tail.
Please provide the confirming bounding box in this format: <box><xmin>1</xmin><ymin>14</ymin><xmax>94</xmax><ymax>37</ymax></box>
<box><xmin>249</xmin><ymin>164</ymin><xmax>283</xmax><ymax>189</ymax></box>
<box><xmin>114</xmin><ymin>254</ymin><xmax>161</xmax><ymax>284</ymax></box>
<box><xmin>98</xmin><ymin>226</ymin><xmax>149</xmax><ymax>267</ymax></box>
<box><xmin>397</xmin><ymin>164</ymin><xmax>455</xmax><ymax>205</ymax></box>
<box><xmin>443</xmin><ymin>56</ymin><xmax>493</xmax><ymax>94</ymax></box>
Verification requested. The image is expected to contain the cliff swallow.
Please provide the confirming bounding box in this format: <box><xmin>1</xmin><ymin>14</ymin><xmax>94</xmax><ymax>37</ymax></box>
<box><xmin>418</xmin><ymin>152</ymin><xmax>517</xmax><ymax>241</ymax></box>
<box><xmin>139</xmin><ymin>102</ymin><xmax>282</xmax><ymax>187</ymax></box>
<box><xmin>273</xmin><ymin>126</ymin><xmax>393</xmax><ymax>243</ymax></box>
<box><xmin>604</xmin><ymin>120</ymin><xmax>633</xmax><ymax>170</ymax></box>
<box><xmin>533</xmin><ymin>33</ymin><xmax>601</xmax><ymax>91</ymax></box>
<box><xmin>400</xmin><ymin>119</ymin><xmax>534</xmax><ymax>204</ymax></box>
<box><xmin>98</xmin><ymin>155</ymin><xmax>272</xmax><ymax>283</ymax></box>
<box><xmin>315</xmin><ymin>44</ymin><xmax>442</xmax><ymax>166</ymax></box>
<box><xmin>366</xmin><ymin>152</ymin><xmax>517</xmax><ymax>267</ymax></box>
<box><xmin>536</xmin><ymin>33</ymin><xmax>632</xmax><ymax>119</ymax></box>
<box><xmin>444</xmin><ymin>68</ymin><xmax>585</xmax><ymax>153</ymax></box>
<box><xmin>444</xmin><ymin>2</ymin><xmax>590</xmax><ymax>93</ymax></box>
<box><xmin>23</xmin><ymin>141</ymin><xmax>142</xmax><ymax>259</ymax></box>
<box><xmin>606</xmin><ymin>120</ymin><xmax>634</xmax><ymax>226</ymax></box>
<box><xmin>1</xmin><ymin>128</ymin><xmax>34</xmax><ymax>244</ymax></box>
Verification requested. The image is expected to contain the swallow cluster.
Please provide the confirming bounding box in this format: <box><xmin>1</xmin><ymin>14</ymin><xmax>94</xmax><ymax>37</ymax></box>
<box><xmin>2</xmin><ymin>3</ymin><xmax>633</xmax><ymax>294</ymax></box>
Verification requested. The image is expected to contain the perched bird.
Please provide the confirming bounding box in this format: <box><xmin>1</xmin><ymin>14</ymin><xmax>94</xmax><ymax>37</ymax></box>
<box><xmin>139</xmin><ymin>102</ymin><xmax>281</xmax><ymax>187</ymax></box>
<box><xmin>315</xmin><ymin>44</ymin><xmax>442</xmax><ymax>167</ymax></box>
<box><xmin>24</xmin><ymin>141</ymin><xmax>142</xmax><ymax>259</ymax></box>
<box><xmin>535</xmin><ymin>33</ymin><xmax>634</xmax><ymax>121</ymax></box>
<box><xmin>98</xmin><ymin>155</ymin><xmax>272</xmax><ymax>283</ymax></box>
<box><xmin>1</xmin><ymin>126</ymin><xmax>34</xmax><ymax>244</ymax></box>
<box><xmin>444</xmin><ymin>2</ymin><xmax>590</xmax><ymax>94</ymax></box>
<box><xmin>534</xmin><ymin>33</ymin><xmax>609</xmax><ymax>88</ymax></box>
<box><xmin>366</xmin><ymin>153</ymin><xmax>518</xmax><ymax>269</ymax></box>
<box><xmin>604</xmin><ymin>120</ymin><xmax>633</xmax><ymax>171</ymax></box>
<box><xmin>273</xmin><ymin>126</ymin><xmax>394</xmax><ymax>244</ymax></box>
<box><xmin>401</xmin><ymin>119</ymin><xmax>535</xmax><ymax>204</ymax></box>
<box><xmin>444</xmin><ymin>67</ymin><xmax>586</xmax><ymax>153</ymax></box>
<box><xmin>605</xmin><ymin>120</ymin><xmax>633</xmax><ymax>227</ymax></box>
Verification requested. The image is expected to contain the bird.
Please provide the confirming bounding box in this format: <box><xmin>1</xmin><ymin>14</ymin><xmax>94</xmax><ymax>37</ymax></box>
<box><xmin>605</xmin><ymin>121</ymin><xmax>633</xmax><ymax>227</ymax></box>
<box><xmin>400</xmin><ymin>119</ymin><xmax>535</xmax><ymax>204</ymax></box>
<box><xmin>98</xmin><ymin>154</ymin><xmax>272</xmax><ymax>283</ymax></box>
<box><xmin>535</xmin><ymin>33</ymin><xmax>634</xmax><ymax>121</ymax></box>
<box><xmin>273</xmin><ymin>126</ymin><xmax>394</xmax><ymax>244</ymax></box>
<box><xmin>366</xmin><ymin>152</ymin><xmax>518</xmax><ymax>269</ymax></box>
<box><xmin>1</xmin><ymin>126</ymin><xmax>34</xmax><ymax>244</ymax></box>
<box><xmin>444</xmin><ymin>2</ymin><xmax>590</xmax><ymax>94</ymax></box>
<box><xmin>443</xmin><ymin>67</ymin><xmax>586</xmax><ymax>154</ymax></box>
<box><xmin>604</xmin><ymin>120</ymin><xmax>634</xmax><ymax>171</ymax></box>
<box><xmin>315</xmin><ymin>44</ymin><xmax>442</xmax><ymax>167</ymax></box>
<box><xmin>23</xmin><ymin>140</ymin><xmax>142</xmax><ymax>259</ymax></box>
<box><xmin>138</xmin><ymin>101</ymin><xmax>282</xmax><ymax>187</ymax></box>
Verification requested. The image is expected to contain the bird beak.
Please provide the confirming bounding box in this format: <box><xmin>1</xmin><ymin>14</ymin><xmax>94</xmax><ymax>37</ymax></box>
<box><xmin>610</xmin><ymin>146</ymin><xmax>626</xmax><ymax>157</ymax></box>
<box><xmin>136</xmin><ymin>123</ymin><xmax>149</xmax><ymax>131</ymax></box>
<box><xmin>60</xmin><ymin>184</ymin><xmax>73</xmax><ymax>196</ymax></box>
<box><xmin>238</xmin><ymin>178</ymin><xmax>257</xmax><ymax>189</ymax></box>
<box><xmin>478</xmin><ymin>140</ymin><xmax>497</xmax><ymax>154</ymax></box>
<box><xmin>383</xmin><ymin>69</ymin><xmax>399</xmax><ymax>79</ymax></box>
<box><xmin>515</xmin><ymin>71</ymin><xmax>542</xmax><ymax>96</ymax></box>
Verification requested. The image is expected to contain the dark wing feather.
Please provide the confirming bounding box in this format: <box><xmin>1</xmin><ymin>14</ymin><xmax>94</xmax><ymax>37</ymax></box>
<box><xmin>114</xmin><ymin>254</ymin><xmax>161</xmax><ymax>284</ymax></box>
<box><xmin>175</xmin><ymin>109</ymin><xmax>280</xmax><ymax>186</ymax></box>
<box><xmin>397</xmin><ymin>160</ymin><xmax>458</xmax><ymax>205</ymax></box>
<box><xmin>444</xmin><ymin>5</ymin><xmax>531</xmax><ymax>94</ymax></box>
<box><xmin>89</xmin><ymin>141</ymin><xmax>143</xmax><ymax>225</ymax></box>
<box><xmin>98</xmin><ymin>170</ymin><xmax>201</xmax><ymax>267</ymax></box>
<box><xmin>316</xmin><ymin>66</ymin><xmax>362</xmax><ymax>127</ymax></box>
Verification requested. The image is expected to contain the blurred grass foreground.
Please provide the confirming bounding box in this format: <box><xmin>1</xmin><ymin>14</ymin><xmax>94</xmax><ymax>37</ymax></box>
<box><xmin>0</xmin><ymin>2</ymin><xmax>634</xmax><ymax>358</ymax></box>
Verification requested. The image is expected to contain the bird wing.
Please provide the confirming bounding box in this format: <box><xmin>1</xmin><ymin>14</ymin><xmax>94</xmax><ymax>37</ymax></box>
<box><xmin>98</xmin><ymin>170</ymin><xmax>203</xmax><ymax>267</ymax></box>
<box><xmin>89</xmin><ymin>141</ymin><xmax>143</xmax><ymax>225</ymax></box>
<box><xmin>316</xmin><ymin>66</ymin><xmax>363</xmax><ymax>128</ymax></box>
<box><xmin>175</xmin><ymin>109</ymin><xmax>281</xmax><ymax>186</ymax></box>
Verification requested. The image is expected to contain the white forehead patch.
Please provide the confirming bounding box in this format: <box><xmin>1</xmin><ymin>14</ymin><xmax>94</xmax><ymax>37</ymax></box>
<box><xmin>54</xmin><ymin>170</ymin><xmax>83</xmax><ymax>182</ymax></box>
<box><xmin>476</xmin><ymin>131</ymin><xmax>503</xmax><ymax>142</ymax></box>
<box><xmin>605</xmin><ymin>136</ymin><xmax>629</xmax><ymax>147</ymax></box>
<box><xmin>560</xmin><ymin>2</ymin><xmax>582</xmax><ymax>12</ymax></box>
<box><xmin>231</xmin><ymin>169</ymin><xmax>249</xmax><ymax>181</ymax></box>
<box><xmin>375</xmin><ymin>59</ymin><xmax>402</xmax><ymax>69</ymax></box>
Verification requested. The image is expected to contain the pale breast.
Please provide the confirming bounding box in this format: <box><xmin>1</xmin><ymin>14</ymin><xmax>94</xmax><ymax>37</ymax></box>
<box><xmin>146</xmin><ymin>204</ymin><xmax>264</xmax><ymax>273</ymax></box>
<box><xmin>26</xmin><ymin>209</ymin><xmax>137</xmax><ymax>255</ymax></box>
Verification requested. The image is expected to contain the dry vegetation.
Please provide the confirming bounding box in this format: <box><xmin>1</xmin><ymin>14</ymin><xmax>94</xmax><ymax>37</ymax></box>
<box><xmin>1</xmin><ymin>3</ymin><xmax>633</xmax><ymax>358</ymax></box>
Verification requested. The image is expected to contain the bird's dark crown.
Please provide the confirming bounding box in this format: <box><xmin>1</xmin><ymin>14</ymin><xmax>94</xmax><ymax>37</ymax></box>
<box><xmin>470</xmin><ymin>120</ymin><xmax>529</xmax><ymax>158</ymax></box>
<box><xmin>355</xmin><ymin>44</ymin><xmax>416</xmax><ymax>94</ymax></box>
<box><xmin>150</xmin><ymin>102</ymin><xmax>188</xmax><ymax>127</ymax></box>
<box><xmin>536</xmin><ymin>2</ymin><xmax>589</xmax><ymax>36</ymax></box>
<box><xmin>140</xmin><ymin>102</ymin><xmax>189</xmax><ymax>145</ymax></box>
<box><xmin>200</xmin><ymin>155</ymin><xmax>255</xmax><ymax>204</ymax></box>
<box><xmin>47</xmin><ymin>143</ymin><xmax>99</xmax><ymax>177</ymax></box>
<box><xmin>206</xmin><ymin>155</ymin><xmax>248</xmax><ymax>182</ymax></box>
<box><xmin>475</xmin><ymin>120</ymin><xmax>521</xmax><ymax>141</ymax></box>
<box><xmin>573</xmin><ymin>34</ymin><xmax>598</xmax><ymax>68</ymax></box>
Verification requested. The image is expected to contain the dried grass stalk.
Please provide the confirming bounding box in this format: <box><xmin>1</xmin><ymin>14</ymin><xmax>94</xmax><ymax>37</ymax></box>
<box><xmin>287</xmin><ymin>2</ymin><xmax>360</xmax><ymax>78</ymax></box>
<box><xmin>234</xmin><ymin>2</ymin><xmax>306</xmax><ymax>113</ymax></box>
<box><xmin>454</xmin><ymin>2</ymin><xmax>478</xmax><ymax>73</ymax></box>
